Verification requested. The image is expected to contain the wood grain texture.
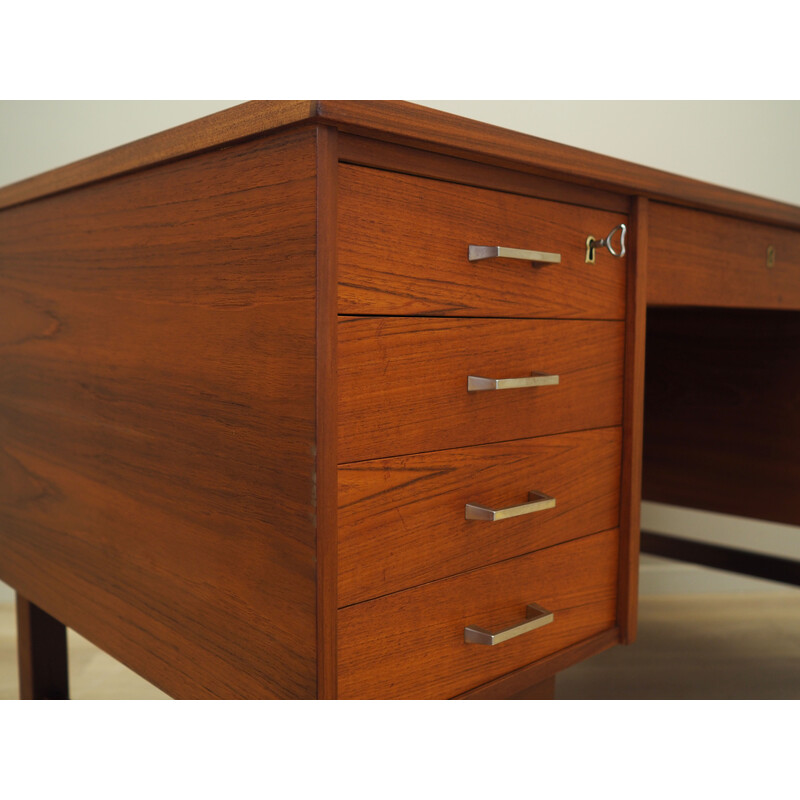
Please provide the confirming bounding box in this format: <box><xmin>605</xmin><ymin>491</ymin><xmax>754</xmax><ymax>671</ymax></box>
<box><xmin>337</xmin><ymin>529</ymin><xmax>619</xmax><ymax>699</ymax></box>
<box><xmin>617</xmin><ymin>197</ymin><xmax>648</xmax><ymax>644</ymax></box>
<box><xmin>338</xmin><ymin>428</ymin><xmax>621</xmax><ymax>606</ymax></box>
<box><xmin>648</xmin><ymin>202</ymin><xmax>800</xmax><ymax>310</ymax></box>
<box><xmin>5</xmin><ymin>101</ymin><xmax>800</xmax><ymax>230</ymax></box>
<box><xmin>339</xmin><ymin>164</ymin><xmax>627</xmax><ymax>319</ymax></box>
<box><xmin>315</xmin><ymin>125</ymin><xmax>339</xmax><ymax>698</ymax></box>
<box><xmin>458</xmin><ymin>627</ymin><xmax>620</xmax><ymax>699</ymax></box>
<box><xmin>642</xmin><ymin>307</ymin><xmax>800</xmax><ymax>527</ymax></box>
<box><xmin>0</xmin><ymin>101</ymin><xmax>319</xmax><ymax>212</ymax></box>
<box><xmin>0</xmin><ymin>128</ymin><xmax>320</xmax><ymax>698</ymax></box>
<box><xmin>319</xmin><ymin>101</ymin><xmax>800</xmax><ymax>229</ymax></box>
<box><xmin>338</xmin><ymin>134</ymin><xmax>630</xmax><ymax>214</ymax></box>
<box><xmin>338</xmin><ymin>316</ymin><xmax>624</xmax><ymax>463</ymax></box>
<box><xmin>16</xmin><ymin>594</ymin><xmax>69</xmax><ymax>699</ymax></box>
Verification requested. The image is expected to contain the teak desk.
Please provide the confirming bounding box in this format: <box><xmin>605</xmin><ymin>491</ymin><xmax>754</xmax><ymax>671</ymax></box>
<box><xmin>1</xmin><ymin>101</ymin><xmax>798</xmax><ymax>699</ymax></box>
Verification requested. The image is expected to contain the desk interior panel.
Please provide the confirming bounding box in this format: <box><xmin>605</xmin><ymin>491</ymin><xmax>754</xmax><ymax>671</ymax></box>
<box><xmin>0</xmin><ymin>127</ymin><xmax>320</xmax><ymax>698</ymax></box>
<box><xmin>642</xmin><ymin>306</ymin><xmax>800</xmax><ymax>527</ymax></box>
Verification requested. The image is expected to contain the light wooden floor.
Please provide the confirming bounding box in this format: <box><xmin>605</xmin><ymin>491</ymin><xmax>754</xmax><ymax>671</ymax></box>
<box><xmin>0</xmin><ymin>605</ymin><xmax>169</xmax><ymax>700</ymax></box>
<box><xmin>557</xmin><ymin>592</ymin><xmax>800</xmax><ymax>699</ymax></box>
<box><xmin>2</xmin><ymin>593</ymin><xmax>800</xmax><ymax>699</ymax></box>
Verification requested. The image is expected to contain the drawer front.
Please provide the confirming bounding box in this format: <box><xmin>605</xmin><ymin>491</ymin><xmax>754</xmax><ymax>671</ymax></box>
<box><xmin>339</xmin><ymin>427</ymin><xmax>621</xmax><ymax>606</ymax></box>
<box><xmin>338</xmin><ymin>165</ymin><xmax>627</xmax><ymax>319</ymax></box>
<box><xmin>649</xmin><ymin>201</ymin><xmax>800</xmax><ymax>308</ymax></box>
<box><xmin>338</xmin><ymin>316</ymin><xmax>624</xmax><ymax>463</ymax></box>
<box><xmin>338</xmin><ymin>528</ymin><xmax>619</xmax><ymax>699</ymax></box>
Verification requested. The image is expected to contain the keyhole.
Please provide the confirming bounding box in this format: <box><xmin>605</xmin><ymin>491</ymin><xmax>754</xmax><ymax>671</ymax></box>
<box><xmin>585</xmin><ymin>236</ymin><xmax>596</xmax><ymax>264</ymax></box>
<box><xmin>766</xmin><ymin>245</ymin><xmax>776</xmax><ymax>268</ymax></box>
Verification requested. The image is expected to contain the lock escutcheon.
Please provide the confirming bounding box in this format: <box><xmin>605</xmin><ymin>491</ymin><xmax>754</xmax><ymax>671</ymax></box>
<box><xmin>585</xmin><ymin>235</ymin><xmax>597</xmax><ymax>264</ymax></box>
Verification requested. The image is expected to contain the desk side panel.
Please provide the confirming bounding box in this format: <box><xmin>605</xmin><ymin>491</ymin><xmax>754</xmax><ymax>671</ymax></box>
<box><xmin>0</xmin><ymin>128</ymin><xmax>319</xmax><ymax>698</ymax></box>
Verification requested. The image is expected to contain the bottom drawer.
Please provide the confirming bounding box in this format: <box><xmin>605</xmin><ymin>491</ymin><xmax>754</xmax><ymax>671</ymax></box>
<box><xmin>338</xmin><ymin>528</ymin><xmax>619</xmax><ymax>699</ymax></box>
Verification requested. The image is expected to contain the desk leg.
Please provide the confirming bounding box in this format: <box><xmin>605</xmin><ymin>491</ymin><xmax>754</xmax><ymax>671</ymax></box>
<box><xmin>16</xmin><ymin>594</ymin><xmax>70</xmax><ymax>700</ymax></box>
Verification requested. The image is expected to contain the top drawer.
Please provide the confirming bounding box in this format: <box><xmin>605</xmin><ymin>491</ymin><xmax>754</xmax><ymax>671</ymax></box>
<box><xmin>649</xmin><ymin>202</ymin><xmax>800</xmax><ymax>308</ymax></box>
<box><xmin>338</xmin><ymin>165</ymin><xmax>627</xmax><ymax>319</ymax></box>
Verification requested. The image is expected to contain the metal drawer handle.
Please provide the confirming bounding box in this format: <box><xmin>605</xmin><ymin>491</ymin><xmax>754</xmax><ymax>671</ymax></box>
<box><xmin>465</xmin><ymin>603</ymin><xmax>554</xmax><ymax>646</ymax></box>
<box><xmin>468</xmin><ymin>245</ymin><xmax>561</xmax><ymax>266</ymax></box>
<box><xmin>468</xmin><ymin>372</ymin><xmax>559</xmax><ymax>392</ymax></box>
<box><xmin>465</xmin><ymin>490</ymin><xmax>555</xmax><ymax>522</ymax></box>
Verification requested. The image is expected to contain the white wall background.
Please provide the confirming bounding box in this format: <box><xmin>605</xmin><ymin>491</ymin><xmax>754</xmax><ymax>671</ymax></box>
<box><xmin>1</xmin><ymin>100</ymin><xmax>799</xmax><ymax>603</ymax></box>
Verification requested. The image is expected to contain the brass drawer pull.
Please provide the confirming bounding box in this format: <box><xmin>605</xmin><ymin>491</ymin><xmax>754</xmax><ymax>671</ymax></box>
<box><xmin>468</xmin><ymin>245</ymin><xmax>561</xmax><ymax>266</ymax></box>
<box><xmin>465</xmin><ymin>490</ymin><xmax>555</xmax><ymax>521</ymax></box>
<box><xmin>468</xmin><ymin>372</ymin><xmax>559</xmax><ymax>392</ymax></box>
<box><xmin>465</xmin><ymin>603</ymin><xmax>554</xmax><ymax>645</ymax></box>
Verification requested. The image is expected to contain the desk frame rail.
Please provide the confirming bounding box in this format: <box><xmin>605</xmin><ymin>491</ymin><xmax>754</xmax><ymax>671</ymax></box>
<box><xmin>641</xmin><ymin>531</ymin><xmax>800</xmax><ymax>587</ymax></box>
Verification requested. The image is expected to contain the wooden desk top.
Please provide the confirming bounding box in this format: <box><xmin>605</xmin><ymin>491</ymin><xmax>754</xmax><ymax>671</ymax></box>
<box><xmin>3</xmin><ymin>100</ymin><xmax>800</xmax><ymax>231</ymax></box>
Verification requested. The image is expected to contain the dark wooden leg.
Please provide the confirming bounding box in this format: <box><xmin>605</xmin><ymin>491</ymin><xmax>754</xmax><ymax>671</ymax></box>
<box><xmin>509</xmin><ymin>675</ymin><xmax>555</xmax><ymax>700</ymax></box>
<box><xmin>16</xmin><ymin>593</ymin><xmax>69</xmax><ymax>700</ymax></box>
